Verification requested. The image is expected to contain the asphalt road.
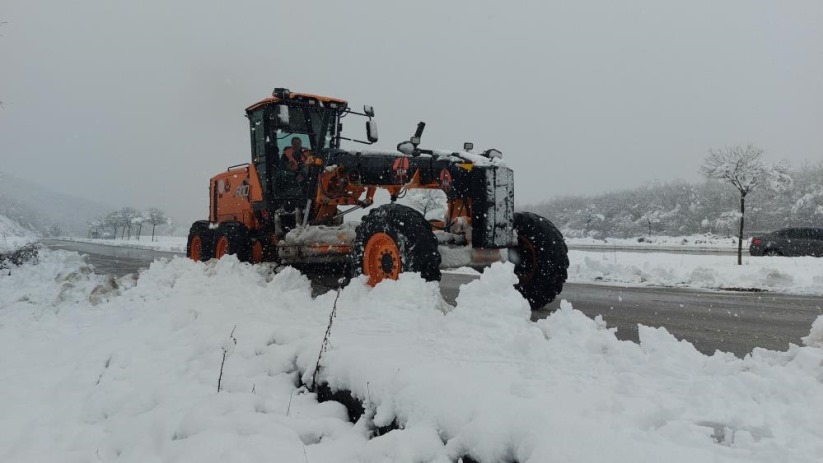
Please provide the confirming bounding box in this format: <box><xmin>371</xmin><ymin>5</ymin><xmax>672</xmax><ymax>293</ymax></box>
<box><xmin>44</xmin><ymin>239</ymin><xmax>822</xmax><ymax>358</ymax></box>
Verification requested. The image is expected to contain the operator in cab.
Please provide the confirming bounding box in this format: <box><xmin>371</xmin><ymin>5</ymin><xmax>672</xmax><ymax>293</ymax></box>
<box><xmin>283</xmin><ymin>136</ymin><xmax>311</xmax><ymax>183</ymax></box>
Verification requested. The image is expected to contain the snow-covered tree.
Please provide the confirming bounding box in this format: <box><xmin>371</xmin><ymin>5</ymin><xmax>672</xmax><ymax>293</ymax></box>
<box><xmin>144</xmin><ymin>208</ymin><xmax>169</xmax><ymax>242</ymax></box>
<box><xmin>700</xmin><ymin>144</ymin><xmax>792</xmax><ymax>265</ymax></box>
<box><xmin>406</xmin><ymin>190</ymin><xmax>446</xmax><ymax>220</ymax></box>
<box><xmin>131</xmin><ymin>216</ymin><xmax>144</xmax><ymax>240</ymax></box>
<box><xmin>118</xmin><ymin>207</ymin><xmax>141</xmax><ymax>239</ymax></box>
<box><xmin>103</xmin><ymin>211</ymin><xmax>122</xmax><ymax>239</ymax></box>
<box><xmin>791</xmin><ymin>185</ymin><xmax>823</xmax><ymax>224</ymax></box>
<box><xmin>87</xmin><ymin>217</ymin><xmax>104</xmax><ymax>238</ymax></box>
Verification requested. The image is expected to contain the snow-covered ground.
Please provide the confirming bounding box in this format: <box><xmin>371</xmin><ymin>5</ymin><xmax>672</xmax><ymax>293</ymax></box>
<box><xmin>67</xmin><ymin>235</ymin><xmax>188</xmax><ymax>253</ymax></box>
<box><xmin>0</xmin><ymin>214</ymin><xmax>38</xmax><ymax>252</ymax></box>
<box><xmin>567</xmin><ymin>233</ymin><xmax>744</xmax><ymax>251</ymax></box>
<box><xmin>1</xmin><ymin>249</ymin><xmax>822</xmax><ymax>462</ymax></box>
<box><xmin>65</xmin><ymin>233</ymin><xmax>747</xmax><ymax>255</ymax></box>
<box><xmin>56</xmin><ymin>234</ymin><xmax>823</xmax><ymax>295</ymax></box>
<box><xmin>569</xmin><ymin>250</ymin><xmax>823</xmax><ymax>295</ymax></box>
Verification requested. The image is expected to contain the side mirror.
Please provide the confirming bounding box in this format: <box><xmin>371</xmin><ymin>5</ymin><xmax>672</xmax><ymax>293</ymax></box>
<box><xmin>277</xmin><ymin>105</ymin><xmax>290</xmax><ymax>124</ymax></box>
<box><xmin>366</xmin><ymin>120</ymin><xmax>378</xmax><ymax>143</ymax></box>
<box><xmin>364</xmin><ymin>105</ymin><xmax>375</xmax><ymax>117</ymax></box>
<box><xmin>463</xmin><ymin>142</ymin><xmax>474</xmax><ymax>151</ymax></box>
<box><xmin>397</xmin><ymin>141</ymin><xmax>415</xmax><ymax>155</ymax></box>
<box><xmin>486</xmin><ymin>149</ymin><xmax>503</xmax><ymax>159</ymax></box>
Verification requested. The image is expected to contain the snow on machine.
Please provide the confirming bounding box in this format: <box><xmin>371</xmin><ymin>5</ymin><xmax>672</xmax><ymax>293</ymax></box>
<box><xmin>186</xmin><ymin>88</ymin><xmax>568</xmax><ymax>309</ymax></box>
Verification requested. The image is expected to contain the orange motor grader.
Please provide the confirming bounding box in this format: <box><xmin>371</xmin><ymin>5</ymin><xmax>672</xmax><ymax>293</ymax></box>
<box><xmin>186</xmin><ymin>88</ymin><xmax>569</xmax><ymax>309</ymax></box>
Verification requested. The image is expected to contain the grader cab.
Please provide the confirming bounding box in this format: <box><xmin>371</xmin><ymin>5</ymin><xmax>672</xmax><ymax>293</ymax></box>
<box><xmin>187</xmin><ymin>88</ymin><xmax>569</xmax><ymax>309</ymax></box>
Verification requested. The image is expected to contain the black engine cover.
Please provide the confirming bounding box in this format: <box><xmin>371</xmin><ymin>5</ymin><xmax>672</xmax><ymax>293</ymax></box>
<box><xmin>471</xmin><ymin>165</ymin><xmax>515</xmax><ymax>249</ymax></box>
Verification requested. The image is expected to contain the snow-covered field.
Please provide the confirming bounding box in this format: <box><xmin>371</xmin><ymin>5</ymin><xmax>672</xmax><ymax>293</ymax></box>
<box><xmin>67</xmin><ymin>236</ymin><xmax>188</xmax><ymax>253</ymax></box>
<box><xmin>0</xmin><ymin>214</ymin><xmax>38</xmax><ymax>252</ymax></box>
<box><xmin>569</xmin><ymin>250</ymin><xmax>823</xmax><ymax>295</ymax></box>
<box><xmin>1</xmin><ymin>249</ymin><xmax>822</xmax><ymax>462</ymax></box>
<box><xmin>567</xmin><ymin>234</ymin><xmax>743</xmax><ymax>251</ymax></box>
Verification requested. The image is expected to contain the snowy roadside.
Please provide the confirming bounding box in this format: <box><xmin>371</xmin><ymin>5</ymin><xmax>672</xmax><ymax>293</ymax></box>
<box><xmin>67</xmin><ymin>233</ymin><xmax>751</xmax><ymax>255</ymax></box>
<box><xmin>47</xmin><ymin>236</ymin><xmax>823</xmax><ymax>296</ymax></box>
<box><xmin>569</xmin><ymin>249</ymin><xmax>823</xmax><ymax>295</ymax></box>
<box><xmin>1</xmin><ymin>249</ymin><xmax>822</xmax><ymax>462</ymax></box>
<box><xmin>61</xmin><ymin>236</ymin><xmax>188</xmax><ymax>253</ymax></box>
<box><xmin>566</xmin><ymin>234</ymin><xmax>743</xmax><ymax>253</ymax></box>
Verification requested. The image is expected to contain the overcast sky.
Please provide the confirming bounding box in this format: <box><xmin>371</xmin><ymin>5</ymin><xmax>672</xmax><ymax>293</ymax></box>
<box><xmin>2</xmin><ymin>0</ymin><xmax>821</xmax><ymax>225</ymax></box>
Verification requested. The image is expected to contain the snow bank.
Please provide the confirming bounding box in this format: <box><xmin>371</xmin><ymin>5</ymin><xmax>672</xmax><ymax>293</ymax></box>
<box><xmin>0</xmin><ymin>214</ymin><xmax>38</xmax><ymax>252</ymax></box>
<box><xmin>570</xmin><ymin>250</ymin><xmax>823</xmax><ymax>295</ymax></box>
<box><xmin>1</xmin><ymin>251</ymin><xmax>822</xmax><ymax>462</ymax></box>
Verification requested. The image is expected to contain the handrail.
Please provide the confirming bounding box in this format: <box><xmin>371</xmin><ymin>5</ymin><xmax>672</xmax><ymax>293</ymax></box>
<box><xmin>226</xmin><ymin>163</ymin><xmax>250</xmax><ymax>171</ymax></box>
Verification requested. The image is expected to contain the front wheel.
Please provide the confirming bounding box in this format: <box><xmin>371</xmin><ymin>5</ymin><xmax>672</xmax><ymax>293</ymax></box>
<box><xmin>352</xmin><ymin>204</ymin><xmax>441</xmax><ymax>285</ymax></box>
<box><xmin>187</xmin><ymin>221</ymin><xmax>214</xmax><ymax>262</ymax></box>
<box><xmin>213</xmin><ymin>223</ymin><xmax>251</xmax><ymax>262</ymax></box>
<box><xmin>509</xmin><ymin>212</ymin><xmax>569</xmax><ymax>310</ymax></box>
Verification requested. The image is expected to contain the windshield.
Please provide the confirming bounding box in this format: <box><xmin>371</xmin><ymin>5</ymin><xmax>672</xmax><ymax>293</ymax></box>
<box><xmin>271</xmin><ymin>105</ymin><xmax>335</xmax><ymax>151</ymax></box>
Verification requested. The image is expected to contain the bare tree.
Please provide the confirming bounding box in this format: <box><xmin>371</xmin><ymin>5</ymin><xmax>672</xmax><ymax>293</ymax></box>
<box><xmin>131</xmin><ymin>216</ymin><xmax>144</xmax><ymax>240</ymax></box>
<box><xmin>701</xmin><ymin>144</ymin><xmax>791</xmax><ymax>265</ymax></box>
<box><xmin>118</xmin><ymin>207</ymin><xmax>141</xmax><ymax>239</ymax></box>
<box><xmin>144</xmin><ymin>208</ymin><xmax>169</xmax><ymax>242</ymax></box>
<box><xmin>103</xmin><ymin>211</ymin><xmax>121</xmax><ymax>239</ymax></box>
<box><xmin>406</xmin><ymin>190</ymin><xmax>446</xmax><ymax>219</ymax></box>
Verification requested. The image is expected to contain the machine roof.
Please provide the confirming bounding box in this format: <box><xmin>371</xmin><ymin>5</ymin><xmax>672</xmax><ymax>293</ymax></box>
<box><xmin>245</xmin><ymin>92</ymin><xmax>348</xmax><ymax>112</ymax></box>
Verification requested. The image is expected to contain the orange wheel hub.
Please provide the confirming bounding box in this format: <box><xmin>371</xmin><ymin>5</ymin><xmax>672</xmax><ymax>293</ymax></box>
<box><xmin>215</xmin><ymin>236</ymin><xmax>229</xmax><ymax>259</ymax></box>
<box><xmin>190</xmin><ymin>235</ymin><xmax>203</xmax><ymax>262</ymax></box>
<box><xmin>250</xmin><ymin>240</ymin><xmax>264</xmax><ymax>263</ymax></box>
<box><xmin>363</xmin><ymin>232</ymin><xmax>401</xmax><ymax>286</ymax></box>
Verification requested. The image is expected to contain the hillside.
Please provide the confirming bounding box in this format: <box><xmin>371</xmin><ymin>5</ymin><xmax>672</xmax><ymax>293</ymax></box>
<box><xmin>527</xmin><ymin>163</ymin><xmax>823</xmax><ymax>239</ymax></box>
<box><xmin>0</xmin><ymin>171</ymin><xmax>113</xmax><ymax>237</ymax></box>
<box><xmin>0</xmin><ymin>214</ymin><xmax>38</xmax><ymax>252</ymax></box>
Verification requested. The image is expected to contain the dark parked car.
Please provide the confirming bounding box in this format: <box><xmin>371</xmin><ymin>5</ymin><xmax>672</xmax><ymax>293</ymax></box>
<box><xmin>749</xmin><ymin>227</ymin><xmax>823</xmax><ymax>257</ymax></box>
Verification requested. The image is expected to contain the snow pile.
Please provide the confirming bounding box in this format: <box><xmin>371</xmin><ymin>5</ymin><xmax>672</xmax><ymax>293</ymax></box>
<box><xmin>1</xmin><ymin>251</ymin><xmax>822</xmax><ymax>462</ymax></box>
<box><xmin>802</xmin><ymin>316</ymin><xmax>823</xmax><ymax>348</ymax></box>
<box><xmin>0</xmin><ymin>214</ymin><xmax>38</xmax><ymax>252</ymax></box>
<box><xmin>570</xmin><ymin>250</ymin><xmax>823</xmax><ymax>295</ymax></box>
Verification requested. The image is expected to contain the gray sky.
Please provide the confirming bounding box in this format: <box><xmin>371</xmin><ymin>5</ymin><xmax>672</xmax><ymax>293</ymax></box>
<box><xmin>2</xmin><ymin>0</ymin><xmax>822</xmax><ymax>225</ymax></box>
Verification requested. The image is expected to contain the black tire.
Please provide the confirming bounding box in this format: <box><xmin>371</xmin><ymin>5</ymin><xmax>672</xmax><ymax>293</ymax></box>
<box><xmin>352</xmin><ymin>204</ymin><xmax>441</xmax><ymax>283</ymax></box>
<box><xmin>510</xmin><ymin>212</ymin><xmax>569</xmax><ymax>310</ymax></box>
<box><xmin>187</xmin><ymin>221</ymin><xmax>215</xmax><ymax>261</ymax></box>
<box><xmin>215</xmin><ymin>222</ymin><xmax>251</xmax><ymax>262</ymax></box>
<box><xmin>764</xmin><ymin>249</ymin><xmax>781</xmax><ymax>257</ymax></box>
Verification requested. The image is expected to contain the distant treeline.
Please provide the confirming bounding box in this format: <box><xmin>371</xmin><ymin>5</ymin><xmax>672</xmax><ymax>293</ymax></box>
<box><xmin>525</xmin><ymin>162</ymin><xmax>823</xmax><ymax>239</ymax></box>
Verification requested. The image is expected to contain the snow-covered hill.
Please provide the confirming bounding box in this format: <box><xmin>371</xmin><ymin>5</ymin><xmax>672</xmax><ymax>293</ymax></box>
<box><xmin>0</xmin><ymin>171</ymin><xmax>112</xmax><ymax>236</ymax></box>
<box><xmin>0</xmin><ymin>251</ymin><xmax>821</xmax><ymax>462</ymax></box>
<box><xmin>0</xmin><ymin>214</ymin><xmax>38</xmax><ymax>252</ymax></box>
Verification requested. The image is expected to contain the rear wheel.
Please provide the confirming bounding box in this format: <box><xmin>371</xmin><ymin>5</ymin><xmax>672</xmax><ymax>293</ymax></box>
<box><xmin>213</xmin><ymin>223</ymin><xmax>251</xmax><ymax>261</ymax></box>
<box><xmin>764</xmin><ymin>249</ymin><xmax>782</xmax><ymax>256</ymax></box>
<box><xmin>352</xmin><ymin>204</ymin><xmax>441</xmax><ymax>285</ymax></box>
<box><xmin>510</xmin><ymin>212</ymin><xmax>569</xmax><ymax>310</ymax></box>
<box><xmin>187</xmin><ymin>221</ymin><xmax>214</xmax><ymax>262</ymax></box>
<box><xmin>250</xmin><ymin>239</ymin><xmax>265</xmax><ymax>263</ymax></box>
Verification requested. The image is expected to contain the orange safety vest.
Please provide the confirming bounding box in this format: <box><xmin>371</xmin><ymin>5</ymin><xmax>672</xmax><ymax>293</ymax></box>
<box><xmin>283</xmin><ymin>147</ymin><xmax>310</xmax><ymax>171</ymax></box>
